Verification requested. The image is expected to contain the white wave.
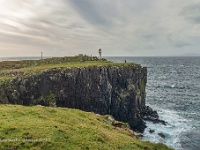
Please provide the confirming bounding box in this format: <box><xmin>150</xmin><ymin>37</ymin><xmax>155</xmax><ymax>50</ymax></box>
<box><xmin>171</xmin><ymin>84</ymin><xmax>176</xmax><ymax>88</ymax></box>
<box><xmin>141</xmin><ymin>106</ymin><xmax>193</xmax><ymax>150</ymax></box>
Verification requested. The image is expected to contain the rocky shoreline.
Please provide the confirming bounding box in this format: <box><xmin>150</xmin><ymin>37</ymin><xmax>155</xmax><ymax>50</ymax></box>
<box><xmin>142</xmin><ymin>106</ymin><xmax>167</xmax><ymax>126</ymax></box>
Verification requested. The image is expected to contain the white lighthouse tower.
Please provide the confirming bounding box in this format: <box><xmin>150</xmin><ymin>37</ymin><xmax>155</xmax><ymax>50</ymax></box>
<box><xmin>98</xmin><ymin>49</ymin><xmax>102</xmax><ymax>59</ymax></box>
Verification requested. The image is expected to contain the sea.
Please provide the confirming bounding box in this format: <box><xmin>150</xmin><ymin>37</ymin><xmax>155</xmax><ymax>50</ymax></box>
<box><xmin>107</xmin><ymin>57</ymin><xmax>200</xmax><ymax>150</ymax></box>
<box><xmin>1</xmin><ymin>56</ymin><xmax>200</xmax><ymax>150</ymax></box>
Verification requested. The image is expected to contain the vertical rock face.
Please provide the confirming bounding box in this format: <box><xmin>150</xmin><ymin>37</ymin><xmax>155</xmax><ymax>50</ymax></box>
<box><xmin>0</xmin><ymin>66</ymin><xmax>147</xmax><ymax>132</ymax></box>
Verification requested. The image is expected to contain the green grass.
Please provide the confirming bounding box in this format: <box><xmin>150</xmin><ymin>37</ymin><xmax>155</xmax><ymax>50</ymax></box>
<box><xmin>0</xmin><ymin>105</ymin><xmax>172</xmax><ymax>150</ymax></box>
<box><xmin>0</xmin><ymin>55</ymin><xmax>138</xmax><ymax>71</ymax></box>
<box><xmin>0</xmin><ymin>76</ymin><xmax>14</xmax><ymax>84</ymax></box>
<box><xmin>0</xmin><ymin>61</ymin><xmax>135</xmax><ymax>83</ymax></box>
<box><xmin>0</xmin><ymin>55</ymin><xmax>140</xmax><ymax>84</ymax></box>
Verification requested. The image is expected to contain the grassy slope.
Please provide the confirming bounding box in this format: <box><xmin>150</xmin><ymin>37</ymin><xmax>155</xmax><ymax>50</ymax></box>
<box><xmin>0</xmin><ymin>105</ymin><xmax>172</xmax><ymax>150</ymax></box>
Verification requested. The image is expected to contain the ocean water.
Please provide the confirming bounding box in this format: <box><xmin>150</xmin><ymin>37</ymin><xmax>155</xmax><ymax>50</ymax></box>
<box><xmin>107</xmin><ymin>57</ymin><xmax>200</xmax><ymax>150</ymax></box>
<box><xmin>1</xmin><ymin>56</ymin><xmax>200</xmax><ymax>150</ymax></box>
<box><xmin>0</xmin><ymin>57</ymin><xmax>44</xmax><ymax>62</ymax></box>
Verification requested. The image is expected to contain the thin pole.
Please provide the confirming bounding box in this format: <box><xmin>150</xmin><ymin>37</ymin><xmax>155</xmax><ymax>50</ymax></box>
<box><xmin>99</xmin><ymin>49</ymin><xmax>102</xmax><ymax>59</ymax></box>
<box><xmin>41</xmin><ymin>52</ymin><xmax>43</xmax><ymax>60</ymax></box>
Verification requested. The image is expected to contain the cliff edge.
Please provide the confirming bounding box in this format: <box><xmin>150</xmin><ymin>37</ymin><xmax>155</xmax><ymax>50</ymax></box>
<box><xmin>0</xmin><ymin>56</ymin><xmax>148</xmax><ymax>132</ymax></box>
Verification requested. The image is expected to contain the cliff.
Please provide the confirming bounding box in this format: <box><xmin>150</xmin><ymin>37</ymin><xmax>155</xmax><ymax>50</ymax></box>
<box><xmin>0</xmin><ymin>57</ymin><xmax>148</xmax><ymax>132</ymax></box>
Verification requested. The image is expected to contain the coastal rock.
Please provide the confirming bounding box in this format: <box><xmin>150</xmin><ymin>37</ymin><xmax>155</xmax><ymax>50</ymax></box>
<box><xmin>0</xmin><ymin>88</ymin><xmax>8</xmax><ymax>103</ymax></box>
<box><xmin>142</xmin><ymin>105</ymin><xmax>167</xmax><ymax>125</ymax></box>
<box><xmin>149</xmin><ymin>129</ymin><xmax>155</xmax><ymax>133</ymax></box>
<box><xmin>0</xmin><ymin>66</ymin><xmax>148</xmax><ymax>132</ymax></box>
<box><xmin>158</xmin><ymin>133</ymin><xmax>166</xmax><ymax>138</ymax></box>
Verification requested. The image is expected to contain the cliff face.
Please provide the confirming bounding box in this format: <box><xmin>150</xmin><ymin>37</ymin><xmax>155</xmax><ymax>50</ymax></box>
<box><xmin>0</xmin><ymin>66</ymin><xmax>147</xmax><ymax>132</ymax></box>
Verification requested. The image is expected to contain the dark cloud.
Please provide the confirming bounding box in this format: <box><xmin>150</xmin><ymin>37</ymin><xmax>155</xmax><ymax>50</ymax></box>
<box><xmin>68</xmin><ymin>0</ymin><xmax>122</xmax><ymax>27</ymax></box>
<box><xmin>167</xmin><ymin>33</ymin><xmax>192</xmax><ymax>48</ymax></box>
<box><xmin>181</xmin><ymin>3</ymin><xmax>200</xmax><ymax>24</ymax></box>
<box><xmin>174</xmin><ymin>42</ymin><xmax>191</xmax><ymax>48</ymax></box>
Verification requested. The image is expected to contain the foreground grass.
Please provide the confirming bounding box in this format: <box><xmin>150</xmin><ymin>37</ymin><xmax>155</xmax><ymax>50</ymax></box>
<box><xmin>0</xmin><ymin>105</ymin><xmax>172</xmax><ymax>150</ymax></box>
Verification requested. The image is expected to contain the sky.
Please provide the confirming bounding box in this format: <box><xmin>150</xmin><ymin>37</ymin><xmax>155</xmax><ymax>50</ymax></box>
<box><xmin>0</xmin><ymin>0</ymin><xmax>200</xmax><ymax>57</ymax></box>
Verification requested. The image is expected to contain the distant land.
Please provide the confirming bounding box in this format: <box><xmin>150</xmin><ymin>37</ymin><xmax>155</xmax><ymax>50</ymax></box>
<box><xmin>179</xmin><ymin>53</ymin><xmax>200</xmax><ymax>57</ymax></box>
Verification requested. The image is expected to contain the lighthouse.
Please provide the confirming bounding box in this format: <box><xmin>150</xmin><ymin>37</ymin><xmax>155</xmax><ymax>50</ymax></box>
<box><xmin>98</xmin><ymin>49</ymin><xmax>102</xmax><ymax>59</ymax></box>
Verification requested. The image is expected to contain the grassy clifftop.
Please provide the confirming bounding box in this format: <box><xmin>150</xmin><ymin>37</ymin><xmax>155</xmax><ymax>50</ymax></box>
<box><xmin>0</xmin><ymin>55</ymin><xmax>139</xmax><ymax>84</ymax></box>
<box><xmin>0</xmin><ymin>105</ymin><xmax>172</xmax><ymax>150</ymax></box>
<box><xmin>0</xmin><ymin>55</ymin><xmax>138</xmax><ymax>70</ymax></box>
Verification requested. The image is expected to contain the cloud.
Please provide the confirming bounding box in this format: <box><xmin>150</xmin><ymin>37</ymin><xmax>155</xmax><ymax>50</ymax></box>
<box><xmin>0</xmin><ymin>0</ymin><xmax>200</xmax><ymax>56</ymax></box>
<box><xmin>69</xmin><ymin>0</ymin><xmax>112</xmax><ymax>26</ymax></box>
<box><xmin>181</xmin><ymin>3</ymin><xmax>200</xmax><ymax>24</ymax></box>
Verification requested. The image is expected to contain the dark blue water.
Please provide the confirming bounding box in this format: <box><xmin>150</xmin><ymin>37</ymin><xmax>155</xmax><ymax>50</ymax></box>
<box><xmin>106</xmin><ymin>57</ymin><xmax>200</xmax><ymax>150</ymax></box>
<box><xmin>1</xmin><ymin>56</ymin><xmax>200</xmax><ymax>149</ymax></box>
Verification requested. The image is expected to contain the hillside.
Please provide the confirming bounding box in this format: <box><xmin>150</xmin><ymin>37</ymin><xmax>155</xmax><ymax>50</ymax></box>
<box><xmin>0</xmin><ymin>105</ymin><xmax>172</xmax><ymax>150</ymax></box>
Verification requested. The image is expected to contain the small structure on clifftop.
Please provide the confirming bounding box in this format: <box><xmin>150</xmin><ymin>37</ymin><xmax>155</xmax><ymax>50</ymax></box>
<box><xmin>98</xmin><ymin>49</ymin><xmax>102</xmax><ymax>59</ymax></box>
<box><xmin>41</xmin><ymin>52</ymin><xmax>43</xmax><ymax>60</ymax></box>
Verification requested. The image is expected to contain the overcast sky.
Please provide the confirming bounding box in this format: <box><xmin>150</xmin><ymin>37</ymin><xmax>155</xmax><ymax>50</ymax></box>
<box><xmin>0</xmin><ymin>0</ymin><xmax>200</xmax><ymax>57</ymax></box>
